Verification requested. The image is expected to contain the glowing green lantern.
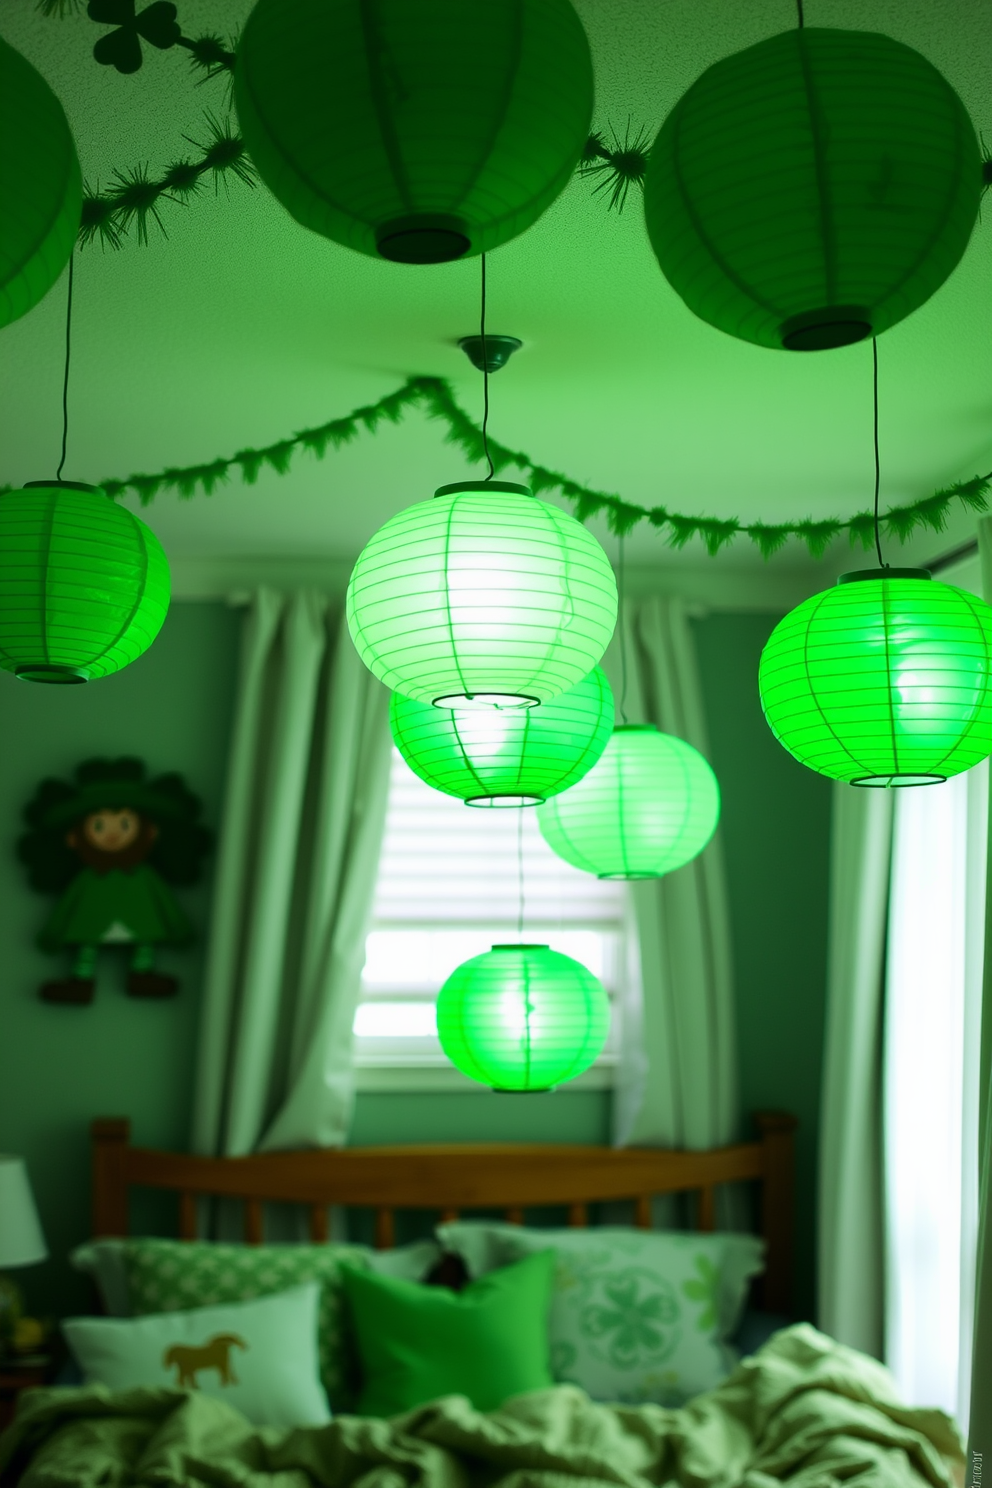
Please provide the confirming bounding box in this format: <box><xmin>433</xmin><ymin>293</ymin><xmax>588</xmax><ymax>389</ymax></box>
<box><xmin>235</xmin><ymin>0</ymin><xmax>593</xmax><ymax>264</ymax></box>
<box><xmin>436</xmin><ymin>944</ymin><xmax>610</xmax><ymax>1091</ymax></box>
<box><xmin>537</xmin><ymin>724</ymin><xmax>720</xmax><ymax>879</ymax></box>
<box><xmin>347</xmin><ymin>481</ymin><xmax>617</xmax><ymax>709</ymax></box>
<box><xmin>390</xmin><ymin>666</ymin><xmax>614</xmax><ymax>807</ymax></box>
<box><xmin>0</xmin><ymin>37</ymin><xmax>82</xmax><ymax>330</ymax></box>
<box><xmin>0</xmin><ymin>483</ymin><xmax>171</xmax><ymax>684</ymax></box>
<box><xmin>644</xmin><ymin>29</ymin><xmax>980</xmax><ymax>351</ymax></box>
<box><xmin>759</xmin><ymin>569</ymin><xmax>992</xmax><ymax>785</ymax></box>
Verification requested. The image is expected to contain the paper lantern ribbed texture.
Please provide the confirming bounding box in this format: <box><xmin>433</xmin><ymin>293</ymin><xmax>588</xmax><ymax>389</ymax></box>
<box><xmin>758</xmin><ymin>569</ymin><xmax>992</xmax><ymax>785</ymax></box>
<box><xmin>347</xmin><ymin>481</ymin><xmax>617</xmax><ymax>708</ymax></box>
<box><xmin>235</xmin><ymin>0</ymin><xmax>593</xmax><ymax>264</ymax></box>
<box><xmin>644</xmin><ymin>29</ymin><xmax>980</xmax><ymax>351</ymax></box>
<box><xmin>0</xmin><ymin>483</ymin><xmax>171</xmax><ymax>684</ymax></box>
<box><xmin>436</xmin><ymin>944</ymin><xmax>610</xmax><ymax>1091</ymax></box>
<box><xmin>390</xmin><ymin>666</ymin><xmax>614</xmax><ymax>806</ymax></box>
<box><xmin>537</xmin><ymin>724</ymin><xmax>720</xmax><ymax>879</ymax></box>
<box><xmin>0</xmin><ymin>38</ymin><xmax>82</xmax><ymax>330</ymax></box>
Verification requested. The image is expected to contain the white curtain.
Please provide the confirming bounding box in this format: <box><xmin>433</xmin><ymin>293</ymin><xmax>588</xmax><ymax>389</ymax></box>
<box><xmin>884</xmin><ymin>759</ymin><xmax>987</xmax><ymax>1423</ymax></box>
<box><xmin>605</xmin><ymin>596</ymin><xmax>739</xmax><ymax>1154</ymax></box>
<box><xmin>191</xmin><ymin>588</ymin><xmax>392</xmax><ymax>1157</ymax></box>
<box><xmin>817</xmin><ymin>786</ymin><xmax>892</xmax><ymax>1358</ymax></box>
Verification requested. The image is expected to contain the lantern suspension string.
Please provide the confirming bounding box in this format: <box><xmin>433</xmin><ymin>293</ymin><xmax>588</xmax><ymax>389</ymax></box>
<box><xmin>795</xmin><ymin>0</ymin><xmax>805</xmax><ymax>27</ymax></box>
<box><xmin>56</xmin><ymin>251</ymin><xmax>75</xmax><ymax>483</ymax></box>
<box><xmin>480</xmin><ymin>253</ymin><xmax>495</xmax><ymax>482</ymax></box>
<box><xmin>618</xmin><ymin>533</ymin><xmax>630</xmax><ymax>725</ymax></box>
<box><xmin>872</xmin><ymin>335</ymin><xmax>886</xmax><ymax>568</ymax></box>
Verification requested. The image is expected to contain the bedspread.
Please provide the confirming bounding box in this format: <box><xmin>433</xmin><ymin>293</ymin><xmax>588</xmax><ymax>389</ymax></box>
<box><xmin>0</xmin><ymin>1325</ymin><xmax>963</xmax><ymax>1488</ymax></box>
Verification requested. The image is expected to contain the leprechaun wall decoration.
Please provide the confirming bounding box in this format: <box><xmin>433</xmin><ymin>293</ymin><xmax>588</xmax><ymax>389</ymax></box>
<box><xmin>18</xmin><ymin>758</ymin><xmax>212</xmax><ymax>1005</ymax></box>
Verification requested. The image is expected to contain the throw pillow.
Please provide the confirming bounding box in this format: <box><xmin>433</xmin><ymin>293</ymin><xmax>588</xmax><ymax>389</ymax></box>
<box><xmin>63</xmin><ymin>1283</ymin><xmax>330</xmax><ymax>1428</ymax></box>
<box><xmin>340</xmin><ymin>1249</ymin><xmax>555</xmax><ymax>1416</ymax></box>
<box><xmin>437</xmin><ymin>1222</ymin><xmax>765</xmax><ymax>1406</ymax></box>
<box><xmin>120</xmin><ymin>1236</ymin><xmax>438</xmax><ymax>1410</ymax></box>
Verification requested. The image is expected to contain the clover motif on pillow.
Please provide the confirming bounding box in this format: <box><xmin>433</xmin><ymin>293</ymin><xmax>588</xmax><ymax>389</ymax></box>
<box><xmin>681</xmin><ymin>1254</ymin><xmax>720</xmax><ymax>1332</ymax></box>
<box><xmin>579</xmin><ymin>1268</ymin><xmax>680</xmax><ymax>1370</ymax></box>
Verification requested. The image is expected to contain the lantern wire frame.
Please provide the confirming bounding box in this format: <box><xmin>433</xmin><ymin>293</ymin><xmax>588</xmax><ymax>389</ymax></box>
<box><xmin>389</xmin><ymin>665</ymin><xmax>615</xmax><ymax>808</ymax></box>
<box><xmin>435</xmin><ymin>942</ymin><xmax>611</xmax><ymax>1092</ymax></box>
<box><xmin>758</xmin><ymin>567</ymin><xmax>992</xmax><ymax>786</ymax></box>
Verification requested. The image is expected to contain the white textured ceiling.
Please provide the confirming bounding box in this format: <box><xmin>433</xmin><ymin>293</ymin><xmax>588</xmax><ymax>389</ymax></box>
<box><xmin>0</xmin><ymin>0</ymin><xmax>990</xmax><ymax>600</ymax></box>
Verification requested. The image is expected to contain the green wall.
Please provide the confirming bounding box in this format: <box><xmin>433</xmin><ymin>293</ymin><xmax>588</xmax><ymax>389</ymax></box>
<box><xmin>0</xmin><ymin>602</ymin><xmax>240</xmax><ymax>1318</ymax></box>
<box><xmin>693</xmin><ymin>612</ymin><xmax>833</xmax><ymax>1321</ymax></box>
<box><xmin>0</xmin><ymin>601</ymin><xmax>831</xmax><ymax>1325</ymax></box>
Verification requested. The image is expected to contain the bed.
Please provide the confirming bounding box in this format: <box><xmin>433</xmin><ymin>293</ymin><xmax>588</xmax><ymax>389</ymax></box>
<box><xmin>0</xmin><ymin>1111</ymin><xmax>963</xmax><ymax>1488</ymax></box>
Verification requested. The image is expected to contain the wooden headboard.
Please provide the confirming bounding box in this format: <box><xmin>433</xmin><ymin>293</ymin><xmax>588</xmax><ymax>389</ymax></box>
<box><xmin>91</xmin><ymin>1111</ymin><xmax>797</xmax><ymax>1312</ymax></box>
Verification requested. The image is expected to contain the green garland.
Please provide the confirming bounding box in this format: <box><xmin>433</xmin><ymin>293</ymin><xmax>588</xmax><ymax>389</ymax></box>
<box><xmin>61</xmin><ymin>375</ymin><xmax>988</xmax><ymax>559</ymax></box>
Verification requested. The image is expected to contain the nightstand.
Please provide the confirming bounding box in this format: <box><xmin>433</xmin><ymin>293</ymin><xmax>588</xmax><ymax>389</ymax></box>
<box><xmin>0</xmin><ymin>1355</ymin><xmax>54</xmax><ymax>1432</ymax></box>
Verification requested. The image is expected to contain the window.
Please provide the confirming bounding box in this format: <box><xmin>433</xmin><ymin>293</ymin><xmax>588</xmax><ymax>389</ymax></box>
<box><xmin>354</xmin><ymin>748</ymin><xmax>628</xmax><ymax>1089</ymax></box>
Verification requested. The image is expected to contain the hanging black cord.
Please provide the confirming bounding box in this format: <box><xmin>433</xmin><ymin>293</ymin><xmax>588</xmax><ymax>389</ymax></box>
<box><xmin>872</xmin><ymin>336</ymin><xmax>886</xmax><ymax>568</ymax></box>
<box><xmin>480</xmin><ymin>252</ymin><xmax>495</xmax><ymax>481</ymax></box>
<box><xmin>796</xmin><ymin>0</ymin><xmax>805</xmax><ymax>27</ymax></box>
<box><xmin>56</xmin><ymin>251</ymin><xmax>74</xmax><ymax>482</ymax></box>
<box><xmin>618</xmin><ymin>533</ymin><xmax>629</xmax><ymax>724</ymax></box>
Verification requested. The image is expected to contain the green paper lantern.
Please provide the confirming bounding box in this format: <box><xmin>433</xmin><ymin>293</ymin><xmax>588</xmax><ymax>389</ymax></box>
<box><xmin>537</xmin><ymin>724</ymin><xmax>720</xmax><ymax>879</ymax></box>
<box><xmin>0</xmin><ymin>483</ymin><xmax>171</xmax><ymax>684</ymax></box>
<box><xmin>347</xmin><ymin>480</ymin><xmax>617</xmax><ymax>709</ymax></box>
<box><xmin>235</xmin><ymin>0</ymin><xmax>593</xmax><ymax>265</ymax></box>
<box><xmin>0</xmin><ymin>38</ymin><xmax>82</xmax><ymax>331</ymax></box>
<box><xmin>644</xmin><ymin>28</ymin><xmax>980</xmax><ymax>351</ymax></box>
<box><xmin>390</xmin><ymin>665</ymin><xmax>614</xmax><ymax>807</ymax></box>
<box><xmin>758</xmin><ymin>568</ymin><xmax>992</xmax><ymax>785</ymax></box>
<box><xmin>436</xmin><ymin>943</ymin><xmax>610</xmax><ymax>1091</ymax></box>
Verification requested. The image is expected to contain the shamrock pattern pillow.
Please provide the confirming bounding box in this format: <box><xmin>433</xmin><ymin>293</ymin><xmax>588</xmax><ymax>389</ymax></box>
<box><xmin>122</xmin><ymin>1237</ymin><xmax>437</xmax><ymax>1411</ymax></box>
<box><xmin>436</xmin><ymin>1223</ymin><xmax>765</xmax><ymax>1406</ymax></box>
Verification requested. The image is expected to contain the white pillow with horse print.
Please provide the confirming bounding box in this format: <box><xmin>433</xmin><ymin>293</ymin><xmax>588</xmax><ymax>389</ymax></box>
<box><xmin>437</xmin><ymin>1223</ymin><xmax>765</xmax><ymax>1407</ymax></box>
<box><xmin>62</xmin><ymin>1282</ymin><xmax>330</xmax><ymax>1427</ymax></box>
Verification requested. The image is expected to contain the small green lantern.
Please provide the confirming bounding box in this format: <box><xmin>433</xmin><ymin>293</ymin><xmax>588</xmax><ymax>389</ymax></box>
<box><xmin>0</xmin><ymin>38</ymin><xmax>82</xmax><ymax>330</ymax></box>
<box><xmin>537</xmin><ymin>724</ymin><xmax>720</xmax><ymax>879</ymax></box>
<box><xmin>0</xmin><ymin>483</ymin><xmax>171</xmax><ymax>684</ymax></box>
<box><xmin>758</xmin><ymin>569</ymin><xmax>992</xmax><ymax>785</ymax></box>
<box><xmin>347</xmin><ymin>481</ymin><xmax>617</xmax><ymax>709</ymax></box>
<box><xmin>436</xmin><ymin>943</ymin><xmax>610</xmax><ymax>1091</ymax></box>
<box><xmin>644</xmin><ymin>28</ymin><xmax>980</xmax><ymax>350</ymax></box>
<box><xmin>390</xmin><ymin>666</ymin><xmax>614</xmax><ymax>807</ymax></box>
<box><xmin>235</xmin><ymin>0</ymin><xmax>593</xmax><ymax>264</ymax></box>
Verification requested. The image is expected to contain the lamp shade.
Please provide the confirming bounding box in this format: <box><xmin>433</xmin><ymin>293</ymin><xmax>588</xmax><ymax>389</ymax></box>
<box><xmin>0</xmin><ymin>1157</ymin><xmax>46</xmax><ymax>1268</ymax></box>
<box><xmin>758</xmin><ymin>569</ymin><xmax>992</xmax><ymax>785</ymax></box>
<box><xmin>537</xmin><ymin>724</ymin><xmax>720</xmax><ymax>879</ymax></box>
<box><xmin>235</xmin><ymin>0</ymin><xmax>593</xmax><ymax>264</ymax></box>
<box><xmin>436</xmin><ymin>943</ymin><xmax>610</xmax><ymax>1091</ymax></box>
<box><xmin>347</xmin><ymin>481</ymin><xmax>617</xmax><ymax>709</ymax></box>
<box><xmin>644</xmin><ymin>28</ymin><xmax>980</xmax><ymax>351</ymax></box>
<box><xmin>0</xmin><ymin>37</ymin><xmax>82</xmax><ymax>331</ymax></box>
<box><xmin>390</xmin><ymin>665</ymin><xmax>614</xmax><ymax>807</ymax></box>
<box><xmin>0</xmin><ymin>482</ymin><xmax>171</xmax><ymax>684</ymax></box>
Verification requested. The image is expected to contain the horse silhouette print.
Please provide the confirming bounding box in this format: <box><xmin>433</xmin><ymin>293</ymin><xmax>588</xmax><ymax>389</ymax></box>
<box><xmin>163</xmin><ymin>1333</ymin><xmax>247</xmax><ymax>1388</ymax></box>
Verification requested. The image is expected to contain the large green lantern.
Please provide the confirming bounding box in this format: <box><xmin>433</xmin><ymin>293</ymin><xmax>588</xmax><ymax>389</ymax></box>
<box><xmin>0</xmin><ymin>483</ymin><xmax>171</xmax><ymax>684</ymax></box>
<box><xmin>644</xmin><ymin>29</ymin><xmax>980</xmax><ymax>351</ymax></box>
<box><xmin>235</xmin><ymin>0</ymin><xmax>593</xmax><ymax>265</ymax></box>
<box><xmin>390</xmin><ymin>666</ymin><xmax>614</xmax><ymax>807</ymax></box>
<box><xmin>758</xmin><ymin>569</ymin><xmax>992</xmax><ymax>785</ymax></box>
<box><xmin>0</xmin><ymin>38</ymin><xmax>82</xmax><ymax>330</ymax></box>
<box><xmin>347</xmin><ymin>481</ymin><xmax>617</xmax><ymax>709</ymax></box>
<box><xmin>436</xmin><ymin>944</ymin><xmax>610</xmax><ymax>1091</ymax></box>
<box><xmin>537</xmin><ymin>724</ymin><xmax>720</xmax><ymax>879</ymax></box>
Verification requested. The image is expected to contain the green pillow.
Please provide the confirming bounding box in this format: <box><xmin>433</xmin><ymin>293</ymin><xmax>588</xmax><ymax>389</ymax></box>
<box><xmin>341</xmin><ymin>1249</ymin><xmax>555</xmax><ymax>1416</ymax></box>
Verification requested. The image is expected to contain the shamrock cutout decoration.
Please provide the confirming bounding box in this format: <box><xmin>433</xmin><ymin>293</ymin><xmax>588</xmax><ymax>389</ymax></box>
<box><xmin>88</xmin><ymin>0</ymin><xmax>182</xmax><ymax>75</ymax></box>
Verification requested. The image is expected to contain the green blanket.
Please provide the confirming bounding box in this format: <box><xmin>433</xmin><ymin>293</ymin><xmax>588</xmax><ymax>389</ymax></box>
<box><xmin>0</xmin><ymin>1326</ymin><xmax>963</xmax><ymax>1488</ymax></box>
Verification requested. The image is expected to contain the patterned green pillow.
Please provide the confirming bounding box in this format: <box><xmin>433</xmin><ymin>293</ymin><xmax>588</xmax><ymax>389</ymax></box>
<box><xmin>122</xmin><ymin>1238</ymin><xmax>435</xmax><ymax>1411</ymax></box>
<box><xmin>437</xmin><ymin>1223</ymin><xmax>765</xmax><ymax>1406</ymax></box>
